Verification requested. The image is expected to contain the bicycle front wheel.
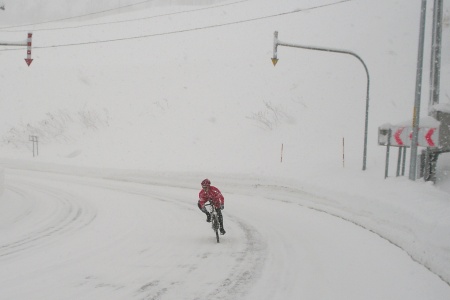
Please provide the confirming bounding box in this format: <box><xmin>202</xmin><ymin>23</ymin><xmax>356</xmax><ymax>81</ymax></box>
<box><xmin>212</xmin><ymin>216</ymin><xmax>220</xmax><ymax>243</ymax></box>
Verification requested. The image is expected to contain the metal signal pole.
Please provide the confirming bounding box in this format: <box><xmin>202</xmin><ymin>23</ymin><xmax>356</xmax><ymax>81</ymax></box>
<box><xmin>429</xmin><ymin>0</ymin><xmax>443</xmax><ymax>111</ymax></box>
<box><xmin>272</xmin><ymin>31</ymin><xmax>370</xmax><ymax>171</ymax></box>
<box><xmin>409</xmin><ymin>0</ymin><xmax>427</xmax><ymax>181</ymax></box>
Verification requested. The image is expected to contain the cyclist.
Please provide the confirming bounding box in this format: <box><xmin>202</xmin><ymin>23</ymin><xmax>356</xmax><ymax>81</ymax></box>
<box><xmin>198</xmin><ymin>178</ymin><xmax>226</xmax><ymax>235</ymax></box>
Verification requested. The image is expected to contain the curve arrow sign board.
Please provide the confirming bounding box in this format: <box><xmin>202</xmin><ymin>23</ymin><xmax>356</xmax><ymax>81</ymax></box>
<box><xmin>378</xmin><ymin>126</ymin><xmax>439</xmax><ymax>148</ymax></box>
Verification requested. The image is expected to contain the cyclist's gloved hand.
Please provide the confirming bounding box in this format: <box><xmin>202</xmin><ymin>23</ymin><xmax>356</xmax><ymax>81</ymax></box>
<box><xmin>201</xmin><ymin>206</ymin><xmax>207</xmax><ymax>213</ymax></box>
<box><xmin>221</xmin><ymin>205</ymin><xmax>224</xmax><ymax>210</ymax></box>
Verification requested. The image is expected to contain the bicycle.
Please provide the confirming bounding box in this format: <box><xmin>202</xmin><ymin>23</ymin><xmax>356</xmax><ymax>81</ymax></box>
<box><xmin>204</xmin><ymin>202</ymin><xmax>220</xmax><ymax>243</ymax></box>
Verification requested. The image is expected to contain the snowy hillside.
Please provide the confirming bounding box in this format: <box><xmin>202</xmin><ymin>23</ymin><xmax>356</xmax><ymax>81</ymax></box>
<box><xmin>0</xmin><ymin>0</ymin><xmax>450</xmax><ymax>297</ymax></box>
<box><xmin>0</xmin><ymin>0</ymin><xmax>448</xmax><ymax>173</ymax></box>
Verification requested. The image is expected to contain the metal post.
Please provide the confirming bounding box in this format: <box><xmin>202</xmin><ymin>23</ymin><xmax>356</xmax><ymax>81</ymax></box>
<box><xmin>409</xmin><ymin>0</ymin><xmax>427</xmax><ymax>181</ymax></box>
<box><xmin>272</xmin><ymin>31</ymin><xmax>370</xmax><ymax>171</ymax></box>
<box><xmin>429</xmin><ymin>0</ymin><xmax>443</xmax><ymax>111</ymax></box>
<box><xmin>396</xmin><ymin>147</ymin><xmax>402</xmax><ymax>176</ymax></box>
<box><xmin>401</xmin><ymin>147</ymin><xmax>407</xmax><ymax>176</ymax></box>
<box><xmin>29</xmin><ymin>135</ymin><xmax>35</xmax><ymax>157</ymax></box>
<box><xmin>29</xmin><ymin>135</ymin><xmax>38</xmax><ymax>157</ymax></box>
<box><xmin>385</xmin><ymin>129</ymin><xmax>392</xmax><ymax>179</ymax></box>
<box><xmin>36</xmin><ymin>136</ymin><xmax>39</xmax><ymax>156</ymax></box>
<box><xmin>424</xmin><ymin>149</ymin><xmax>430</xmax><ymax>180</ymax></box>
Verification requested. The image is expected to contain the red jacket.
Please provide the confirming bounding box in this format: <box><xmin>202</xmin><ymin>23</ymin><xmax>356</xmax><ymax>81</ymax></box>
<box><xmin>198</xmin><ymin>186</ymin><xmax>224</xmax><ymax>209</ymax></box>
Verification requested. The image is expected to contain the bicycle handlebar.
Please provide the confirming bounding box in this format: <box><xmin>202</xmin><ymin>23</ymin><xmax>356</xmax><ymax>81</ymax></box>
<box><xmin>204</xmin><ymin>201</ymin><xmax>216</xmax><ymax>212</ymax></box>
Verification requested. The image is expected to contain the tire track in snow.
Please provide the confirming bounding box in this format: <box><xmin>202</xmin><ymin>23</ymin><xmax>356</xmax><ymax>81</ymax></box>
<box><xmin>204</xmin><ymin>217</ymin><xmax>267</xmax><ymax>300</ymax></box>
<box><xmin>131</xmin><ymin>193</ymin><xmax>267</xmax><ymax>300</ymax></box>
<box><xmin>0</xmin><ymin>180</ymin><xmax>97</xmax><ymax>259</ymax></box>
<box><xmin>1</xmin><ymin>170</ymin><xmax>269</xmax><ymax>299</ymax></box>
<box><xmin>76</xmin><ymin>178</ymin><xmax>269</xmax><ymax>300</ymax></box>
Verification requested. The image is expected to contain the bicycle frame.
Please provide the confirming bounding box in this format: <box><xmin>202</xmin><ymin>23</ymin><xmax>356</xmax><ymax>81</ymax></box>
<box><xmin>205</xmin><ymin>202</ymin><xmax>220</xmax><ymax>243</ymax></box>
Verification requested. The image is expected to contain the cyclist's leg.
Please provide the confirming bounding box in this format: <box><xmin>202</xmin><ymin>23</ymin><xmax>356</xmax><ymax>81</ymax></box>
<box><xmin>217</xmin><ymin>208</ymin><xmax>223</xmax><ymax>226</ymax></box>
<box><xmin>198</xmin><ymin>202</ymin><xmax>211</xmax><ymax>222</ymax></box>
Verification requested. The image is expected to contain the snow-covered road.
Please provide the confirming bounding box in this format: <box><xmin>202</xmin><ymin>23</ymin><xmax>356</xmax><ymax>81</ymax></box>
<box><xmin>1</xmin><ymin>168</ymin><xmax>449</xmax><ymax>300</ymax></box>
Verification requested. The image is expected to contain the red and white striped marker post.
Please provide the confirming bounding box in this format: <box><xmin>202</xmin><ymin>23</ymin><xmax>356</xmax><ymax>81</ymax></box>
<box><xmin>25</xmin><ymin>32</ymin><xmax>33</xmax><ymax>66</ymax></box>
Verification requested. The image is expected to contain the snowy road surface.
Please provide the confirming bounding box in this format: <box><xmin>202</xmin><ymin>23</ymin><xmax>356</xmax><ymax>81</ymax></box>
<box><xmin>0</xmin><ymin>168</ymin><xmax>449</xmax><ymax>300</ymax></box>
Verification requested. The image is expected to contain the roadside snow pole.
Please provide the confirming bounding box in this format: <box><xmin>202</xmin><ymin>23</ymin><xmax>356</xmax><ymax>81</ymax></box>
<box><xmin>0</xmin><ymin>32</ymin><xmax>33</xmax><ymax>66</ymax></box>
<box><xmin>342</xmin><ymin>137</ymin><xmax>345</xmax><ymax>168</ymax></box>
<box><xmin>281</xmin><ymin>143</ymin><xmax>283</xmax><ymax>163</ymax></box>
<box><xmin>272</xmin><ymin>31</ymin><xmax>370</xmax><ymax>171</ymax></box>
